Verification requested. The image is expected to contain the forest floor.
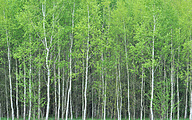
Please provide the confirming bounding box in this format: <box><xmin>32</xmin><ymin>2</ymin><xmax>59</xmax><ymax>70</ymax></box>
<box><xmin>0</xmin><ymin>118</ymin><xmax>190</xmax><ymax>120</ymax></box>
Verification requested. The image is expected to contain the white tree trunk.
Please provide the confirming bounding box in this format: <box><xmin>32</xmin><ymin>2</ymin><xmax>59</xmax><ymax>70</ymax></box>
<box><xmin>190</xmin><ymin>90</ymin><xmax>192</xmax><ymax>120</ymax></box>
<box><xmin>66</xmin><ymin>3</ymin><xmax>75</xmax><ymax>120</ymax></box>
<box><xmin>150</xmin><ymin>15</ymin><xmax>155</xmax><ymax>120</ymax></box>
<box><xmin>116</xmin><ymin>61</ymin><xmax>120</xmax><ymax>120</ymax></box>
<box><xmin>184</xmin><ymin>63</ymin><xmax>189</xmax><ymax>119</ymax></box>
<box><xmin>119</xmin><ymin>63</ymin><xmax>122</xmax><ymax>120</ymax></box>
<box><xmin>177</xmin><ymin>46</ymin><xmax>179</xmax><ymax>120</ymax></box>
<box><xmin>4</xmin><ymin>10</ymin><xmax>14</xmax><ymax>120</ymax></box>
<box><xmin>28</xmin><ymin>35</ymin><xmax>32</xmax><ymax>120</ymax></box>
<box><xmin>57</xmin><ymin>46</ymin><xmax>61</xmax><ymax>120</ymax></box>
<box><xmin>65</xmin><ymin>74</ymin><xmax>70</xmax><ymax>120</ymax></box>
<box><xmin>62</xmin><ymin>67</ymin><xmax>65</xmax><ymax>120</ymax></box>
<box><xmin>8</xmin><ymin>44</ymin><xmax>14</xmax><ymax>120</ymax></box>
<box><xmin>54</xmin><ymin>60</ymin><xmax>57</xmax><ymax>120</ymax></box>
<box><xmin>38</xmin><ymin>56</ymin><xmax>41</xmax><ymax>120</ymax></box>
<box><xmin>42</xmin><ymin>1</ymin><xmax>51</xmax><ymax>119</ymax></box>
<box><xmin>92</xmin><ymin>87</ymin><xmax>94</xmax><ymax>120</ymax></box>
<box><xmin>190</xmin><ymin>62</ymin><xmax>192</xmax><ymax>120</ymax></box>
<box><xmin>123</xmin><ymin>22</ymin><xmax>130</xmax><ymax>120</ymax></box>
<box><xmin>24</xmin><ymin>58</ymin><xmax>26</xmax><ymax>120</ymax></box>
<box><xmin>141</xmin><ymin>66</ymin><xmax>144</xmax><ymax>120</ymax></box>
<box><xmin>101</xmin><ymin>53</ymin><xmax>106</xmax><ymax>120</ymax></box>
<box><xmin>82</xmin><ymin>58</ymin><xmax>85</xmax><ymax>120</ymax></box>
<box><xmin>70</xmin><ymin>90</ymin><xmax>73</xmax><ymax>120</ymax></box>
<box><xmin>16</xmin><ymin>59</ymin><xmax>19</xmax><ymax>119</ymax></box>
<box><xmin>83</xmin><ymin>4</ymin><xmax>90</xmax><ymax>120</ymax></box>
<box><xmin>170</xmin><ymin>29</ymin><xmax>174</xmax><ymax>120</ymax></box>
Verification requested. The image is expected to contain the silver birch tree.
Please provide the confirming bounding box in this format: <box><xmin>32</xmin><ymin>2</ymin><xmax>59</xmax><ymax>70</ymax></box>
<box><xmin>83</xmin><ymin>4</ymin><xmax>90</xmax><ymax>120</ymax></box>
<box><xmin>141</xmin><ymin>66</ymin><xmax>144</xmax><ymax>120</ymax></box>
<box><xmin>28</xmin><ymin>35</ymin><xmax>32</xmax><ymax>120</ymax></box>
<box><xmin>42</xmin><ymin>1</ymin><xmax>52</xmax><ymax>119</ymax></box>
<box><xmin>16</xmin><ymin>59</ymin><xmax>19</xmax><ymax>119</ymax></box>
<box><xmin>4</xmin><ymin>10</ymin><xmax>14</xmax><ymax>120</ymax></box>
<box><xmin>170</xmin><ymin>29</ymin><xmax>174</xmax><ymax>120</ymax></box>
<box><xmin>38</xmin><ymin>52</ymin><xmax>41</xmax><ymax>120</ymax></box>
<box><xmin>66</xmin><ymin>2</ymin><xmax>75</xmax><ymax>120</ymax></box>
<box><xmin>24</xmin><ymin>58</ymin><xmax>26</xmax><ymax>120</ymax></box>
<box><xmin>150</xmin><ymin>14</ymin><xmax>155</xmax><ymax>120</ymax></box>
<box><xmin>57</xmin><ymin>43</ymin><xmax>61</xmax><ymax>120</ymax></box>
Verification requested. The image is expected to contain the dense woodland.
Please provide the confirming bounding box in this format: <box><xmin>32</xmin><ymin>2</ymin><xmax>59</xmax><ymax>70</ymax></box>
<box><xmin>1</xmin><ymin>0</ymin><xmax>192</xmax><ymax>120</ymax></box>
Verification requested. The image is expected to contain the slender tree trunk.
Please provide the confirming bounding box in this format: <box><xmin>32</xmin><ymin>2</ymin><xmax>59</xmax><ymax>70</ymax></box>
<box><xmin>70</xmin><ymin>4</ymin><xmax>75</xmax><ymax>120</ymax></box>
<box><xmin>66</xmin><ymin>3</ymin><xmax>74</xmax><ymax>120</ymax></box>
<box><xmin>101</xmin><ymin>53</ymin><xmax>106</xmax><ymax>120</ymax></box>
<box><xmin>82</xmin><ymin>58</ymin><xmax>85</xmax><ymax>120</ymax></box>
<box><xmin>170</xmin><ymin>29</ymin><xmax>175</xmax><ymax>120</ymax></box>
<box><xmin>6</xmin><ymin>23</ymin><xmax>14</xmax><ymax>120</ymax></box>
<box><xmin>144</xmin><ymin>75</ymin><xmax>146</xmax><ymax>120</ymax></box>
<box><xmin>92</xmin><ymin>87</ymin><xmax>94</xmax><ymax>120</ymax></box>
<box><xmin>119</xmin><ymin>62</ymin><xmax>122</xmax><ymax>120</ymax></box>
<box><xmin>190</xmin><ymin>90</ymin><xmax>192</xmax><ymax>120</ymax></box>
<box><xmin>0</xmin><ymin>103</ymin><xmax>1</xmax><ymax>120</ymax></box>
<box><xmin>33</xmin><ymin>87</ymin><xmax>36</xmax><ymax>120</ymax></box>
<box><xmin>4</xmin><ymin>64</ymin><xmax>9</xmax><ymax>120</ymax></box>
<box><xmin>38</xmin><ymin>50</ymin><xmax>41</xmax><ymax>119</ymax></box>
<box><xmin>16</xmin><ymin>59</ymin><xmax>19</xmax><ymax>119</ymax></box>
<box><xmin>164</xmin><ymin>59</ymin><xmax>166</xmax><ymax>119</ymax></box>
<box><xmin>62</xmin><ymin>67</ymin><xmax>65</xmax><ymax>120</ymax></box>
<box><xmin>102</xmin><ymin>6</ymin><xmax>106</xmax><ymax>120</ymax></box>
<box><xmin>58</xmin><ymin>46</ymin><xmax>61</xmax><ymax>120</ymax></box>
<box><xmin>116</xmin><ymin>59</ymin><xmax>120</xmax><ymax>120</ymax></box>
<box><xmin>190</xmin><ymin>61</ymin><xmax>192</xmax><ymax>120</ymax></box>
<box><xmin>141</xmin><ymin>66</ymin><xmax>144</xmax><ymax>120</ymax></box>
<box><xmin>150</xmin><ymin>15</ymin><xmax>155</xmax><ymax>120</ymax></box>
<box><xmin>4</xmin><ymin>10</ymin><xmax>14</xmax><ymax>120</ymax></box>
<box><xmin>83</xmin><ymin>4</ymin><xmax>90</xmax><ymax>120</ymax></box>
<box><xmin>42</xmin><ymin>1</ymin><xmax>51</xmax><ymax>119</ymax></box>
<box><xmin>65</xmin><ymin>37</ymin><xmax>72</xmax><ymax>120</ymax></box>
<box><xmin>190</xmin><ymin>33</ymin><xmax>192</xmax><ymax>120</ymax></box>
<box><xmin>24</xmin><ymin>58</ymin><xmax>26</xmax><ymax>120</ymax></box>
<box><xmin>104</xmin><ymin>72</ymin><xmax>107</xmax><ymax>119</ymax></box>
<box><xmin>177</xmin><ymin>46</ymin><xmax>180</xmax><ymax>120</ymax></box>
<box><xmin>70</xmin><ymin>90</ymin><xmax>73</xmax><ymax>120</ymax></box>
<box><xmin>28</xmin><ymin>35</ymin><xmax>32</xmax><ymax>120</ymax></box>
<box><xmin>133</xmin><ymin>68</ymin><xmax>136</xmax><ymax>120</ymax></box>
<box><xmin>123</xmin><ymin>21</ymin><xmax>130</xmax><ymax>120</ymax></box>
<box><xmin>184</xmin><ymin>62</ymin><xmax>189</xmax><ymax>119</ymax></box>
<box><xmin>54</xmin><ymin>60</ymin><xmax>57</xmax><ymax>120</ymax></box>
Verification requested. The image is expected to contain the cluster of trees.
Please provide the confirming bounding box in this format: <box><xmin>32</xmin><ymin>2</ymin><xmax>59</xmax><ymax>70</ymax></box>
<box><xmin>1</xmin><ymin>0</ymin><xmax>192</xmax><ymax>120</ymax></box>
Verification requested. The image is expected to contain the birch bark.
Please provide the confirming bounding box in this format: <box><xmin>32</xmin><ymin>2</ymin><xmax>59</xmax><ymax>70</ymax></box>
<box><xmin>170</xmin><ymin>29</ymin><xmax>174</xmax><ymax>120</ymax></box>
<box><xmin>54</xmin><ymin>59</ymin><xmax>57</xmax><ymax>120</ymax></box>
<box><xmin>150</xmin><ymin>15</ymin><xmax>155</xmax><ymax>120</ymax></box>
<box><xmin>66</xmin><ymin>3</ymin><xmax>75</xmax><ymax>120</ymax></box>
<box><xmin>38</xmin><ymin>56</ymin><xmax>41</xmax><ymax>120</ymax></box>
<box><xmin>28</xmin><ymin>35</ymin><xmax>32</xmax><ymax>120</ymax></box>
<box><xmin>42</xmin><ymin>1</ymin><xmax>51</xmax><ymax>119</ymax></box>
<box><xmin>184</xmin><ymin>61</ymin><xmax>189</xmax><ymax>119</ymax></box>
<box><xmin>141</xmin><ymin>66</ymin><xmax>144</xmax><ymax>120</ymax></box>
<box><xmin>57</xmin><ymin>45</ymin><xmax>61</xmax><ymax>120</ymax></box>
<box><xmin>61</xmin><ymin>67</ymin><xmax>65</xmax><ymax>120</ymax></box>
<box><xmin>123</xmin><ymin>21</ymin><xmax>130</xmax><ymax>120</ymax></box>
<box><xmin>16</xmin><ymin>59</ymin><xmax>19</xmax><ymax>119</ymax></box>
<box><xmin>83</xmin><ymin>4</ymin><xmax>90</xmax><ymax>120</ymax></box>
